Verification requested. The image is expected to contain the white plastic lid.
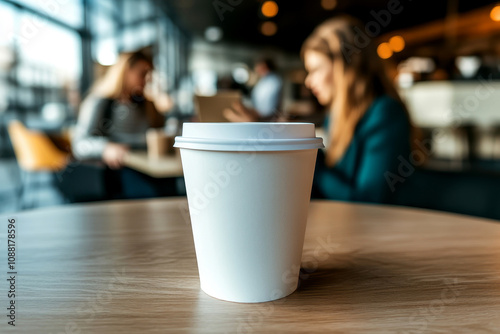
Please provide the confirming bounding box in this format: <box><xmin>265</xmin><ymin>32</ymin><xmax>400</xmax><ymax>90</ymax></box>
<box><xmin>174</xmin><ymin>123</ymin><xmax>324</xmax><ymax>152</ymax></box>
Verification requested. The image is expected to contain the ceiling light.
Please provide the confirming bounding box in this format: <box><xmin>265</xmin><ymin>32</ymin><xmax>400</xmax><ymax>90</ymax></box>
<box><xmin>377</xmin><ymin>43</ymin><xmax>393</xmax><ymax>59</ymax></box>
<box><xmin>456</xmin><ymin>56</ymin><xmax>481</xmax><ymax>78</ymax></box>
<box><xmin>260</xmin><ymin>21</ymin><xmax>277</xmax><ymax>36</ymax></box>
<box><xmin>204</xmin><ymin>26</ymin><xmax>223</xmax><ymax>42</ymax></box>
<box><xmin>261</xmin><ymin>1</ymin><xmax>279</xmax><ymax>18</ymax></box>
<box><xmin>490</xmin><ymin>5</ymin><xmax>500</xmax><ymax>21</ymax></box>
<box><xmin>232</xmin><ymin>66</ymin><xmax>250</xmax><ymax>84</ymax></box>
<box><xmin>321</xmin><ymin>0</ymin><xmax>337</xmax><ymax>10</ymax></box>
<box><xmin>389</xmin><ymin>35</ymin><xmax>405</xmax><ymax>52</ymax></box>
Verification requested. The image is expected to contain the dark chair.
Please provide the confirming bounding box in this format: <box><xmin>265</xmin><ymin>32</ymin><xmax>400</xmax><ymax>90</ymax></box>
<box><xmin>392</xmin><ymin>168</ymin><xmax>500</xmax><ymax>221</ymax></box>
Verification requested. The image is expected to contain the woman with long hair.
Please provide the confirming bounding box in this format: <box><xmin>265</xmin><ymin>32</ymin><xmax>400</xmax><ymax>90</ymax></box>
<box><xmin>226</xmin><ymin>16</ymin><xmax>418</xmax><ymax>203</ymax></box>
<box><xmin>73</xmin><ymin>50</ymin><xmax>166</xmax><ymax>169</ymax></box>
<box><xmin>302</xmin><ymin>16</ymin><xmax>418</xmax><ymax>203</ymax></box>
<box><xmin>72</xmin><ymin>50</ymin><xmax>172</xmax><ymax>199</ymax></box>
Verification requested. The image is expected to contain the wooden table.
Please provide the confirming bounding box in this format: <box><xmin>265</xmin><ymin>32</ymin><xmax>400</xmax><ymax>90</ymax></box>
<box><xmin>123</xmin><ymin>151</ymin><xmax>183</xmax><ymax>178</ymax></box>
<box><xmin>1</xmin><ymin>199</ymin><xmax>500</xmax><ymax>333</ymax></box>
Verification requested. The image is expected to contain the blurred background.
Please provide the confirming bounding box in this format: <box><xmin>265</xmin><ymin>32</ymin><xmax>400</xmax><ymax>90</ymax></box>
<box><xmin>2</xmin><ymin>0</ymin><xmax>500</xmax><ymax>218</ymax></box>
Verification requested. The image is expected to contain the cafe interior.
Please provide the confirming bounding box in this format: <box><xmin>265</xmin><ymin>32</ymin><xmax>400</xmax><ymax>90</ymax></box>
<box><xmin>3</xmin><ymin>0</ymin><xmax>500</xmax><ymax>332</ymax></box>
<box><xmin>1</xmin><ymin>0</ymin><xmax>500</xmax><ymax>220</ymax></box>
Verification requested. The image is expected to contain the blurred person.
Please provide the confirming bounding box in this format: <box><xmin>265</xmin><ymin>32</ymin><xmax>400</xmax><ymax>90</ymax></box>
<box><xmin>224</xmin><ymin>57</ymin><xmax>282</xmax><ymax>121</ymax></box>
<box><xmin>72</xmin><ymin>51</ymin><xmax>173</xmax><ymax>199</ymax></box>
<box><xmin>252</xmin><ymin>57</ymin><xmax>283</xmax><ymax>118</ymax></box>
<box><xmin>73</xmin><ymin>51</ymin><xmax>166</xmax><ymax>167</ymax></box>
<box><xmin>302</xmin><ymin>16</ymin><xmax>419</xmax><ymax>203</ymax></box>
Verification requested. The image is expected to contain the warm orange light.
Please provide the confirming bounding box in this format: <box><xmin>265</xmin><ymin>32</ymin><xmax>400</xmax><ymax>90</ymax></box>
<box><xmin>261</xmin><ymin>1</ymin><xmax>279</xmax><ymax>18</ymax></box>
<box><xmin>490</xmin><ymin>5</ymin><xmax>500</xmax><ymax>21</ymax></box>
<box><xmin>389</xmin><ymin>35</ymin><xmax>405</xmax><ymax>52</ymax></box>
<box><xmin>377</xmin><ymin>43</ymin><xmax>393</xmax><ymax>59</ymax></box>
<box><xmin>321</xmin><ymin>0</ymin><xmax>337</xmax><ymax>10</ymax></box>
<box><xmin>260</xmin><ymin>21</ymin><xmax>277</xmax><ymax>36</ymax></box>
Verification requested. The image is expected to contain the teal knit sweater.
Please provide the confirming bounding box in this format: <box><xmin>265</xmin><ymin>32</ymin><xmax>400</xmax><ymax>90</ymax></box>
<box><xmin>312</xmin><ymin>95</ymin><xmax>411</xmax><ymax>203</ymax></box>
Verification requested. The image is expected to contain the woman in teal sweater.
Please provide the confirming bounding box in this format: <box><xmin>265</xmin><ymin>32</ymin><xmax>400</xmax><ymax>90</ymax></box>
<box><xmin>311</xmin><ymin>96</ymin><xmax>411</xmax><ymax>203</ymax></box>
<box><xmin>302</xmin><ymin>16</ymin><xmax>416</xmax><ymax>203</ymax></box>
<box><xmin>225</xmin><ymin>16</ymin><xmax>417</xmax><ymax>204</ymax></box>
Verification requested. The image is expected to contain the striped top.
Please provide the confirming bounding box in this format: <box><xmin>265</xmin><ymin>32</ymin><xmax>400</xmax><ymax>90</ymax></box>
<box><xmin>72</xmin><ymin>95</ymin><xmax>164</xmax><ymax>160</ymax></box>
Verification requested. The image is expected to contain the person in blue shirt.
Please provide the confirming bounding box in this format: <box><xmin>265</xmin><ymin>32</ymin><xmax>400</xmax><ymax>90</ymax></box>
<box><xmin>224</xmin><ymin>58</ymin><xmax>283</xmax><ymax>122</ymax></box>
<box><xmin>251</xmin><ymin>58</ymin><xmax>283</xmax><ymax>118</ymax></box>
<box><xmin>302</xmin><ymin>16</ymin><xmax>418</xmax><ymax>203</ymax></box>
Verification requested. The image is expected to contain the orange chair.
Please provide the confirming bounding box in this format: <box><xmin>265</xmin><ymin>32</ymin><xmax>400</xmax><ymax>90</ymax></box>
<box><xmin>8</xmin><ymin>120</ymin><xmax>70</xmax><ymax>209</ymax></box>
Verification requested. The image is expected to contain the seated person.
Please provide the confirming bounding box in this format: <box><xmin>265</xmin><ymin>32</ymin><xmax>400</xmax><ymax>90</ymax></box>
<box><xmin>224</xmin><ymin>58</ymin><xmax>283</xmax><ymax>122</ymax></box>
<box><xmin>303</xmin><ymin>16</ymin><xmax>420</xmax><ymax>203</ymax></box>
<box><xmin>72</xmin><ymin>51</ymin><xmax>171</xmax><ymax>198</ymax></box>
<box><xmin>225</xmin><ymin>16</ymin><xmax>420</xmax><ymax>204</ymax></box>
<box><xmin>251</xmin><ymin>57</ymin><xmax>283</xmax><ymax>118</ymax></box>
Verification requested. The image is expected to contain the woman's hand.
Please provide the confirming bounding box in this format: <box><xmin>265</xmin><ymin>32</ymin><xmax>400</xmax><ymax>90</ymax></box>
<box><xmin>151</xmin><ymin>92</ymin><xmax>174</xmax><ymax>114</ymax></box>
<box><xmin>144</xmin><ymin>74</ymin><xmax>174</xmax><ymax>114</ymax></box>
<box><xmin>102</xmin><ymin>143</ymin><xmax>129</xmax><ymax>169</ymax></box>
<box><xmin>223</xmin><ymin>102</ymin><xmax>260</xmax><ymax>122</ymax></box>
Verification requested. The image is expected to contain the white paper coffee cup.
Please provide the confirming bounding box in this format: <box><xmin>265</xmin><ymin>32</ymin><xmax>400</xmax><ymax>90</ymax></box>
<box><xmin>174</xmin><ymin>123</ymin><xmax>323</xmax><ymax>303</ymax></box>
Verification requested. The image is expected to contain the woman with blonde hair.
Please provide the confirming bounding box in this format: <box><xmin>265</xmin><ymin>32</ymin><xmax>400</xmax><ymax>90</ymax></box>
<box><xmin>73</xmin><ymin>50</ymin><xmax>166</xmax><ymax>168</ymax></box>
<box><xmin>302</xmin><ymin>16</ymin><xmax>417</xmax><ymax>202</ymax></box>
<box><xmin>73</xmin><ymin>50</ymin><xmax>171</xmax><ymax>198</ymax></box>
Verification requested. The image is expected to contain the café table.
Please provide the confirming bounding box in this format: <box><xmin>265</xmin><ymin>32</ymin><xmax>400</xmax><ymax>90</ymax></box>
<box><xmin>1</xmin><ymin>198</ymin><xmax>500</xmax><ymax>333</ymax></box>
<box><xmin>123</xmin><ymin>150</ymin><xmax>183</xmax><ymax>178</ymax></box>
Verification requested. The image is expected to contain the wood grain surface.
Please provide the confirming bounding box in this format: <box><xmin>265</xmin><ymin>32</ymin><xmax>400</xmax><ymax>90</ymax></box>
<box><xmin>0</xmin><ymin>198</ymin><xmax>499</xmax><ymax>333</ymax></box>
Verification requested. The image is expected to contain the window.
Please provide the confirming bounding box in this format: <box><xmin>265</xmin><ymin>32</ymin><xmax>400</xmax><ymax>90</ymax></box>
<box><xmin>17</xmin><ymin>13</ymin><xmax>81</xmax><ymax>81</ymax></box>
<box><xmin>12</xmin><ymin>0</ymin><xmax>83</xmax><ymax>28</ymax></box>
<box><xmin>0</xmin><ymin>2</ymin><xmax>16</xmax><ymax>48</ymax></box>
<box><xmin>123</xmin><ymin>0</ymin><xmax>155</xmax><ymax>24</ymax></box>
<box><xmin>0</xmin><ymin>0</ymin><xmax>191</xmax><ymax>157</ymax></box>
<box><xmin>122</xmin><ymin>21</ymin><xmax>157</xmax><ymax>51</ymax></box>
